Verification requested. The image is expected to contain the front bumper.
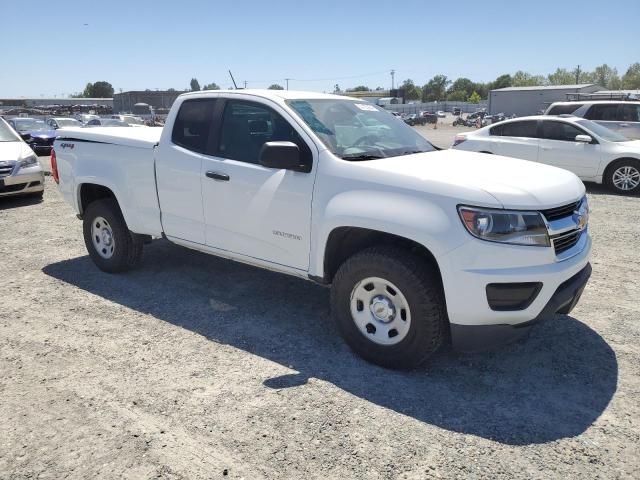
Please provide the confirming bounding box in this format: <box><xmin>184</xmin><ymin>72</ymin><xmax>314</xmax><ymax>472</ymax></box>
<box><xmin>450</xmin><ymin>263</ymin><xmax>591</xmax><ymax>351</ymax></box>
<box><xmin>0</xmin><ymin>168</ymin><xmax>45</xmax><ymax>197</ymax></box>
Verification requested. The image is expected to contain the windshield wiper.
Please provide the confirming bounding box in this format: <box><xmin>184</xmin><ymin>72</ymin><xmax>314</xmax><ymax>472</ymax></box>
<box><xmin>400</xmin><ymin>150</ymin><xmax>429</xmax><ymax>156</ymax></box>
<box><xmin>341</xmin><ymin>154</ymin><xmax>385</xmax><ymax>161</ymax></box>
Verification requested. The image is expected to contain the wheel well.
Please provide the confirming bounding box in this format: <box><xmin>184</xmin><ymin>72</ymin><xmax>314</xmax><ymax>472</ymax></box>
<box><xmin>79</xmin><ymin>183</ymin><xmax>116</xmax><ymax>214</ymax></box>
<box><xmin>323</xmin><ymin>227</ymin><xmax>442</xmax><ymax>285</ymax></box>
<box><xmin>603</xmin><ymin>157</ymin><xmax>640</xmax><ymax>181</ymax></box>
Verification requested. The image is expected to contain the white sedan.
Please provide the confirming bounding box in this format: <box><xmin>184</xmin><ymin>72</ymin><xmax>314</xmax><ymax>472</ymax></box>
<box><xmin>0</xmin><ymin>117</ymin><xmax>45</xmax><ymax>199</ymax></box>
<box><xmin>452</xmin><ymin>115</ymin><xmax>640</xmax><ymax>194</ymax></box>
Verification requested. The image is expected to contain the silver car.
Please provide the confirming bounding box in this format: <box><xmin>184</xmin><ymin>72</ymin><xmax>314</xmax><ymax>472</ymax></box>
<box><xmin>0</xmin><ymin>117</ymin><xmax>45</xmax><ymax>199</ymax></box>
<box><xmin>545</xmin><ymin>101</ymin><xmax>640</xmax><ymax>140</ymax></box>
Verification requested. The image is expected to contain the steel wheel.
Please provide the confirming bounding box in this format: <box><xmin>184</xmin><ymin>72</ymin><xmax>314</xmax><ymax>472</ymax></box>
<box><xmin>612</xmin><ymin>165</ymin><xmax>640</xmax><ymax>191</ymax></box>
<box><xmin>350</xmin><ymin>276</ymin><xmax>411</xmax><ymax>346</ymax></box>
<box><xmin>91</xmin><ymin>216</ymin><xmax>115</xmax><ymax>259</ymax></box>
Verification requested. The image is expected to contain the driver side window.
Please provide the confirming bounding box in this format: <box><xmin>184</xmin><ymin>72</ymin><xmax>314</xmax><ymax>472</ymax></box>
<box><xmin>217</xmin><ymin>100</ymin><xmax>312</xmax><ymax>167</ymax></box>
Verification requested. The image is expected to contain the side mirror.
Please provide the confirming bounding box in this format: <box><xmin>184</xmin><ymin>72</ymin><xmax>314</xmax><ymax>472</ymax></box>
<box><xmin>20</xmin><ymin>132</ymin><xmax>31</xmax><ymax>141</ymax></box>
<box><xmin>575</xmin><ymin>134</ymin><xmax>592</xmax><ymax>143</ymax></box>
<box><xmin>259</xmin><ymin>141</ymin><xmax>301</xmax><ymax>170</ymax></box>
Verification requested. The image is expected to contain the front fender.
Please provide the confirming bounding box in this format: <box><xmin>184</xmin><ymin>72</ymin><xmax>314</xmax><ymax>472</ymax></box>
<box><xmin>309</xmin><ymin>189</ymin><xmax>468</xmax><ymax>277</ymax></box>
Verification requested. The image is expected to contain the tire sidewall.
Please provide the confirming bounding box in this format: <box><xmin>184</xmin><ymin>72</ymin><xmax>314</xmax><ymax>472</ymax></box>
<box><xmin>332</xmin><ymin>251</ymin><xmax>444</xmax><ymax>368</ymax></box>
<box><xmin>607</xmin><ymin>160</ymin><xmax>640</xmax><ymax>195</ymax></box>
<box><xmin>83</xmin><ymin>200</ymin><xmax>131</xmax><ymax>272</ymax></box>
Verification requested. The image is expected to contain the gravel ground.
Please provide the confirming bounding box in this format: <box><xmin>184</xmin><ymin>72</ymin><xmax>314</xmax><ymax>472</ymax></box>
<box><xmin>1</xmin><ymin>175</ymin><xmax>639</xmax><ymax>479</ymax></box>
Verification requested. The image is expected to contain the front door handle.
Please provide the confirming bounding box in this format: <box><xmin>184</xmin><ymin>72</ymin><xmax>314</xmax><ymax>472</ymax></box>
<box><xmin>206</xmin><ymin>171</ymin><xmax>230</xmax><ymax>181</ymax></box>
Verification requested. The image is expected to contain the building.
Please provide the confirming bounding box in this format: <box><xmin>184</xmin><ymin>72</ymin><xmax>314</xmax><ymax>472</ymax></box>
<box><xmin>488</xmin><ymin>84</ymin><xmax>602</xmax><ymax>116</ymax></box>
<box><xmin>0</xmin><ymin>97</ymin><xmax>113</xmax><ymax>109</ymax></box>
<box><xmin>113</xmin><ymin>90</ymin><xmax>184</xmax><ymax>114</ymax></box>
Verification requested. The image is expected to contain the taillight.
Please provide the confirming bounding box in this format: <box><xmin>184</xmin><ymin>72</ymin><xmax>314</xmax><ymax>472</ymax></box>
<box><xmin>452</xmin><ymin>134</ymin><xmax>467</xmax><ymax>147</ymax></box>
<box><xmin>50</xmin><ymin>148</ymin><xmax>59</xmax><ymax>184</ymax></box>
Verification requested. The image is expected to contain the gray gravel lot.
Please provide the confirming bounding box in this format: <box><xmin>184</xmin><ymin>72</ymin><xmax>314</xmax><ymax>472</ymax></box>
<box><xmin>0</xmin><ymin>173</ymin><xmax>639</xmax><ymax>478</ymax></box>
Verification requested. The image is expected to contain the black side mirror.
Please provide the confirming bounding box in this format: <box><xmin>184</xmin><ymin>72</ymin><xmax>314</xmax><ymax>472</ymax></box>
<box><xmin>259</xmin><ymin>141</ymin><xmax>301</xmax><ymax>170</ymax></box>
<box><xmin>20</xmin><ymin>132</ymin><xmax>31</xmax><ymax>141</ymax></box>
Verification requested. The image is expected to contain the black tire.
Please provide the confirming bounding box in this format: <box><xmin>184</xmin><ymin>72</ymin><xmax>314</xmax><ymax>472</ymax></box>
<box><xmin>82</xmin><ymin>199</ymin><xmax>143</xmax><ymax>273</ymax></box>
<box><xmin>604</xmin><ymin>158</ymin><xmax>640</xmax><ymax>195</ymax></box>
<box><xmin>330</xmin><ymin>246</ymin><xmax>447</xmax><ymax>369</ymax></box>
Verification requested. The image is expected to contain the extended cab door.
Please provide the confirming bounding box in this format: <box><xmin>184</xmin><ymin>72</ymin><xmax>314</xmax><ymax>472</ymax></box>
<box><xmin>490</xmin><ymin>120</ymin><xmax>539</xmax><ymax>161</ymax></box>
<box><xmin>538</xmin><ymin>120</ymin><xmax>601</xmax><ymax>179</ymax></box>
<box><xmin>155</xmin><ymin>98</ymin><xmax>218</xmax><ymax>244</ymax></box>
<box><xmin>200</xmin><ymin>97</ymin><xmax>316</xmax><ymax>271</ymax></box>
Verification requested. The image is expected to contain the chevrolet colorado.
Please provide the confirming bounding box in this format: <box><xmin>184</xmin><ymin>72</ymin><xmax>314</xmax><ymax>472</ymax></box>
<box><xmin>52</xmin><ymin>90</ymin><xmax>592</xmax><ymax>369</ymax></box>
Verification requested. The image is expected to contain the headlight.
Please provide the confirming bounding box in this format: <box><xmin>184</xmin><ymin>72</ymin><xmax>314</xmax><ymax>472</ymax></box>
<box><xmin>458</xmin><ymin>206</ymin><xmax>550</xmax><ymax>247</ymax></box>
<box><xmin>19</xmin><ymin>154</ymin><xmax>38</xmax><ymax>168</ymax></box>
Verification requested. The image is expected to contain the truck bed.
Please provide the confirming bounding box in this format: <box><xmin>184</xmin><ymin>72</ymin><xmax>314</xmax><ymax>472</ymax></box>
<box><xmin>56</xmin><ymin>127</ymin><xmax>163</xmax><ymax>149</ymax></box>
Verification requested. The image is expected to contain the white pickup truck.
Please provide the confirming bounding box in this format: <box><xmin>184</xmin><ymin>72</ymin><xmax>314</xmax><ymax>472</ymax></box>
<box><xmin>53</xmin><ymin>90</ymin><xmax>592</xmax><ymax>369</ymax></box>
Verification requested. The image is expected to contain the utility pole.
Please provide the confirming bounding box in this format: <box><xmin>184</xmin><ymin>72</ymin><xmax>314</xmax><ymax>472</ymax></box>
<box><xmin>285</xmin><ymin>78</ymin><xmax>291</xmax><ymax>90</ymax></box>
<box><xmin>575</xmin><ymin>65</ymin><xmax>581</xmax><ymax>84</ymax></box>
<box><xmin>243</xmin><ymin>80</ymin><xmax>247</xmax><ymax>89</ymax></box>
<box><xmin>390</xmin><ymin>69</ymin><xmax>395</xmax><ymax>90</ymax></box>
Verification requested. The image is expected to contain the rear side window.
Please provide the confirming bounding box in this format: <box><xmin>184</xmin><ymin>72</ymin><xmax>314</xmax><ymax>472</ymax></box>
<box><xmin>497</xmin><ymin>121</ymin><xmax>538</xmax><ymax>138</ymax></box>
<box><xmin>541</xmin><ymin>121</ymin><xmax>585</xmax><ymax>142</ymax></box>
<box><xmin>547</xmin><ymin>104</ymin><xmax>582</xmax><ymax>115</ymax></box>
<box><xmin>171</xmin><ymin>99</ymin><xmax>217</xmax><ymax>154</ymax></box>
<box><xmin>585</xmin><ymin>104</ymin><xmax>618</xmax><ymax>121</ymax></box>
<box><xmin>619</xmin><ymin>104</ymin><xmax>640</xmax><ymax>122</ymax></box>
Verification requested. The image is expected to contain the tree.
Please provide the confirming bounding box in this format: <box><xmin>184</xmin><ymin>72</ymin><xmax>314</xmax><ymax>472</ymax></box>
<box><xmin>202</xmin><ymin>82</ymin><xmax>221</xmax><ymax>90</ymax></box>
<box><xmin>622</xmin><ymin>63</ymin><xmax>640</xmax><ymax>89</ymax></box>
<box><xmin>448</xmin><ymin>77</ymin><xmax>474</xmax><ymax>97</ymax></box>
<box><xmin>333</xmin><ymin>84</ymin><xmax>341</xmax><ymax>93</ymax></box>
<box><xmin>422</xmin><ymin>75</ymin><xmax>450</xmax><ymax>102</ymax></box>
<box><xmin>489</xmin><ymin>74</ymin><xmax>512</xmax><ymax>90</ymax></box>
<box><xmin>267</xmin><ymin>84</ymin><xmax>284</xmax><ymax>90</ymax></box>
<box><xmin>400</xmin><ymin>79</ymin><xmax>421</xmax><ymax>101</ymax></box>
<box><xmin>592</xmin><ymin>64</ymin><xmax>621</xmax><ymax>89</ymax></box>
<box><xmin>511</xmin><ymin>71</ymin><xmax>545</xmax><ymax>87</ymax></box>
<box><xmin>190</xmin><ymin>78</ymin><xmax>201</xmax><ymax>91</ymax></box>
<box><xmin>347</xmin><ymin>85</ymin><xmax>371</xmax><ymax>92</ymax></box>
<box><xmin>167</xmin><ymin>88</ymin><xmax>176</xmax><ymax>92</ymax></box>
<box><xmin>81</xmin><ymin>81</ymin><xmax>114</xmax><ymax>98</ymax></box>
<box><xmin>547</xmin><ymin>68</ymin><xmax>575</xmax><ymax>85</ymax></box>
<box><xmin>468</xmin><ymin>91</ymin><xmax>482</xmax><ymax>104</ymax></box>
<box><xmin>446</xmin><ymin>90</ymin><xmax>467</xmax><ymax>101</ymax></box>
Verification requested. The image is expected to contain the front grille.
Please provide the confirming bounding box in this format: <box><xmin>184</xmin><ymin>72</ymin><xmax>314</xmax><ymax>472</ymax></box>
<box><xmin>541</xmin><ymin>201</ymin><xmax>580</xmax><ymax>221</ymax></box>
<box><xmin>0</xmin><ymin>182</ymin><xmax>27</xmax><ymax>193</ymax></box>
<box><xmin>0</xmin><ymin>164</ymin><xmax>14</xmax><ymax>178</ymax></box>
<box><xmin>552</xmin><ymin>230</ymin><xmax>581</xmax><ymax>254</ymax></box>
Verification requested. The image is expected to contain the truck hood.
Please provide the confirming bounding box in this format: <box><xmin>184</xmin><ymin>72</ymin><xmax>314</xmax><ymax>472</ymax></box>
<box><xmin>364</xmin><ymin>149</ymin><xmax>585</xmax><ymax>209</ymax></box>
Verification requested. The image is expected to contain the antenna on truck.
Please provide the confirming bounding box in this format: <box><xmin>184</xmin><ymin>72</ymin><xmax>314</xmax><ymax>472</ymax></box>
<box><xmin>228</xmin><ymin>70</ymin><xmax>239</xmax><ymax>89</ymax></box>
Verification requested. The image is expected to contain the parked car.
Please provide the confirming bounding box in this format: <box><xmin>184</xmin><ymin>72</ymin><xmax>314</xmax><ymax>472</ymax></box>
<box><xmin>0</xmin><ymin>117</ymin><xmax>45</xmax><ymax>199</ymax></box>
<box><xmin>7</xmin><ymin>118</ymin><xmax>56</xmax><ymax>155</ymax></box>
<box><xmin>85</xmin><ymin>118</ymin><xmax>131</xmax><ymax>127</ymax></box>
<box><xmin>403</xmin><ymin>113</ymin><xmax>426</xmax><ymax>126</ymax></box>
<box><xmin>452</xmin><ymin>107</ymin><xmax>462</xmax><ymax>116</ymax></box>
<box><xmin>52</xmin><ymin>89</ymin><xmax>591</xmax><ymax>369</ymax></box>
<box><xmin>46</xmin><ymin>118</ymin><xmax>83</xmax><ymax>129</ymax></box>
<box><xmin>545</xmin><ymin>101</ymin><xmax>640</xmax><ymax>140</ymax></box>
<box><xmin>436</xmin><ymin>111</ymin><xmax>446</xmax><ymax>118</ymax></box>
<box><xmin>452</xmin><ymin>115</ymin><xmax>640</xmax><ymax>194</ymax></box>
<box><xmin>421</xmin><ymin>111</ymin><xmax>438</xmax><ymax>124</ymax></box>
<box><xmin>111</xmin><ymin>115</ymin><xmax>146</xmax><ymax>126</ymax></box>
<box><xmin>75</xmin><ymin>114</ymin><xmax>100</xmax><ymax>124</ymax></box>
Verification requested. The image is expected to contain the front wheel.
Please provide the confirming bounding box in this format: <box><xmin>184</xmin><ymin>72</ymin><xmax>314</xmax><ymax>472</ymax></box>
<box><xmin>606</xmin><ymin>159</ymin><xmax>640</xmax><ymax>194</ymax></box>
<box><xmin>83</xmin><ymin>199</ymin><xmax>143</xmax><ymax>273</ymax></box>
<box><xmin>330</xmin><ymin>246</ymin><xmax>447</xmax><ymax>369</ymax></box>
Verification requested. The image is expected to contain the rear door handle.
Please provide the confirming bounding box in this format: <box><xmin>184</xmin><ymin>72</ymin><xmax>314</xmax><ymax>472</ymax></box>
<box><xmin>206</xmin><ymin>171</ymin><xmax>230</xmax><ymax>181</ymax></box>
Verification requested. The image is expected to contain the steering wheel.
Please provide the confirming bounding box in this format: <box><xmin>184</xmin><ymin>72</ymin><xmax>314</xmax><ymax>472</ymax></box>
<box><xmin>353</xmin><ymin>134</ymin><xmax>380</xmax><ymax>147</ymax></box>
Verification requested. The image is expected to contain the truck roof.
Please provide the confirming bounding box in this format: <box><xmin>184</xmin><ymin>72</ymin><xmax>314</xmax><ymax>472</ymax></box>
<box><xmin>180</xmin><ymin>89</ymin><xmax>357</xmax><ymax>102</ymax></box>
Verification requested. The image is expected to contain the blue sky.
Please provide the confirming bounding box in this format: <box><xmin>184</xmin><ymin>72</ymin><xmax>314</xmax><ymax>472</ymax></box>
<box><xmin>1</xmin><ymin>0</ymin><xmax>638</xmax><ymax>97</ymax></box>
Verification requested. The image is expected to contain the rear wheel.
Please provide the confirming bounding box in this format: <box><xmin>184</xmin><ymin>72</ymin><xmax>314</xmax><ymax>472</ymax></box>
<box><xmin>605</xmin><ymin>159</ymin><xmax>640</xmax><ymax>194</ymax></box>
<box><xmin>330</xmin><ymin>246</ymin><xmax>447</xmax><ymax>369</ymax></box>
<box><xmin>83</xmin><ymin>199</ymin><xmax>143</xmax><ymax>273</ymax></box>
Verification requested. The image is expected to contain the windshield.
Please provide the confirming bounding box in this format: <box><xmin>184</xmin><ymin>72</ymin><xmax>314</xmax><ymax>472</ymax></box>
<box><xmin>122</xmin><ymin>116</ymin><xmax>143</xmax><ymax>125</ymax></box>
<box><xmin>576</xmin><ymin>119</ymin><xmax>628</xmax><ymax>142</ymax></box>
<box><xmin>55</xmin><ymin>118</ymin><xmax>82</xmax><ymax>127</ymax></box>
<box><xmin>13</xmin><ymin>119</ymin><xmax>48</xmax><ymax>132</ymax></box>
<box><xmin>0</xmin><ymin>118</ymin><xmax>20</xmax><ymax>142</ymax></box>
<box><xmin>286</xmin><ymin>99</ymin><xmax>435</xmax><ymax>160</ymax></box>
